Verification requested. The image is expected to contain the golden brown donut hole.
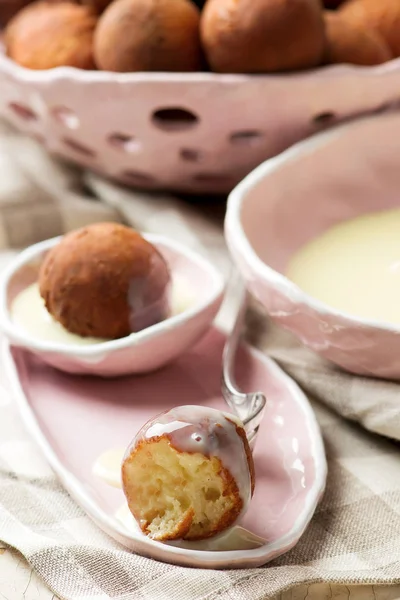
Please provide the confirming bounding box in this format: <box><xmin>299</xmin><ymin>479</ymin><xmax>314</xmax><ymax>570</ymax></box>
<box><xmin>39</xmin><ymin>223</ymin><xmax>171</xmax><ymax>339</ymax></box>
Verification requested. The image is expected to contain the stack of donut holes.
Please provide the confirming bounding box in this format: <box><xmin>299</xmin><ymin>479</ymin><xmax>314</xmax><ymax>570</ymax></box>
<box><xmin>3</xmin><ymin>0</ymin><xmax>398</xmax><ymax>74</ymax></box>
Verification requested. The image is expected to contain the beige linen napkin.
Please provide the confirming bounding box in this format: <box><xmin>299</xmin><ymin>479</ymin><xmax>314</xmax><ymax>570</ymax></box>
<box><xmin>0</xmin><ymin>122</ymin><xmax>399</xmax><ymax>599</ymax></box>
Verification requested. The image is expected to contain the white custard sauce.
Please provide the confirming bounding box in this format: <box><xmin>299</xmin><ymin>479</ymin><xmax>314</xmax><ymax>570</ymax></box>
<box><xmin>286</xmin><ymin>208</ymin><xmax>400</xmax><ymax>325</ymax></box>
<box><xmin>10</xmin><ymin>276</ymin><xmax>195</xmax><ymax>345</ymax></box>
<box><xmin>92</xmin><ymin>447</ymin><xmax>125</xmax><ymax>488</ymax></box>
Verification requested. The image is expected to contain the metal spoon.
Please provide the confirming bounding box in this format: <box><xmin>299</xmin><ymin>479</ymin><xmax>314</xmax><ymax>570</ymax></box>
<box><xmin>221</xmin><ymin>273</ymin><xmax>267</xmax><ymax>450</ymax></box>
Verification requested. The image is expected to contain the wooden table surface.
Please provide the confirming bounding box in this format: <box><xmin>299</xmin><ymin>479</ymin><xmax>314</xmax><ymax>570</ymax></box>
<box><xmin>1</xmin><ymin>543</ymin><xmax>399</xmax><ymax>600</ymax></box>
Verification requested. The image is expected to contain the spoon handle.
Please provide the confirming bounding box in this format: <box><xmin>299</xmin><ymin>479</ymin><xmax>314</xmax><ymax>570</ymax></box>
<box><xmin>221</xmin><ymin>272</ymin><xmax>266</xmax><ymax>449</ymax></box>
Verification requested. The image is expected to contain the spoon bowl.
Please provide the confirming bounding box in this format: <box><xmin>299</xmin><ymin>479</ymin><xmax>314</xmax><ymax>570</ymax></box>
<box><xmin>0</xmin><ymin>234</ymin><xmax>225</xmax><ymax>376</ymax></box>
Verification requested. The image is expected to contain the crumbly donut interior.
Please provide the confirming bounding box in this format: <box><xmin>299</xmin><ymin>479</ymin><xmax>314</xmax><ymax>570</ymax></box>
<box><xmin>122</xmin><ymin>438</ymin><xmax>241</xmax><ymax>541</ymax></box>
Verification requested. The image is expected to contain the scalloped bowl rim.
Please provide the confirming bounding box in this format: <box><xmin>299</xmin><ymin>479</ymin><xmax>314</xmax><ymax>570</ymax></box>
<box><xmin>2</xmin><ymin>50</ymin><xmax>400</xmax><ymax>84</ymax></box>
<box><xmin>225</xmin><ymin>114</ymin><xmax>400</xmax><ymax>336</ymax></box>
<box><xmin>0</xmin><ymin>233</ymin><xmax>225</xmax><ymax>357</ymax></box>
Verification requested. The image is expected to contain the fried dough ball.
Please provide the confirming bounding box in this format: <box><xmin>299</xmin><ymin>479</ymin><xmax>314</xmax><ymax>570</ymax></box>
<box><xmin>5</xmin><ymin>1</ymin><xmax>97</xmax><ymax>69</ymax></box>
<box><xmin>122</xmin><ymin>406</ymin><xmax>255</xmax><ymax>541</ymax></box>
<box><xmin>94</xmin><ymin>0</ymin><xmax>203</xmax><ymax>72</ymax></box>
<box><xmin>341</xmin><ymin>0</ymin><xmax>400</xmax><ymax>58</ymax></box>
<box><xmin>324</xmin><ymin>10</ymin><xmax>392</xmax><ymax>65</ymax></box>
<box><xmin>39</xmin><ymin>223</ymin><xmax>171</xmax><ymax>339</ymax></box>
<box><xmin>200</xmin><ymin>0</ymin><xmax>326</xmax><ymax>73</ymax></box>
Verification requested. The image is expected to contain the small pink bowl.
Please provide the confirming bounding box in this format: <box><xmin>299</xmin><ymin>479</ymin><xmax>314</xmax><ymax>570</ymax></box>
<box><xmin>0</xmin><ymin>234</ymin><xmax>224</xmax><ymax>376</ymax></box>
<box><xmin>225</xmin><ymin>111</ymin><xmax>400</xmax><ymax>380</ymax></box>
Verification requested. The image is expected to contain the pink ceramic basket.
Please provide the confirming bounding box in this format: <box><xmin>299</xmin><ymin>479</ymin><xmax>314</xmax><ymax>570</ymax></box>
<box><xmin>2</xmin><ymin>48</ymin><xmax>400</xmax><ymax>193</ymax></box>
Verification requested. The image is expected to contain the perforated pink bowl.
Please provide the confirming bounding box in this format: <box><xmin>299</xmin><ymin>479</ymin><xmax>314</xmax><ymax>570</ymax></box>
<box><xmin>3</xmin><ymin>48</ymin><xmax>400</xmax><ymax>193</ymax></box>
<box><xmin>225</xmin><ymin>111</ymin><xmax>400</xmax><ymax>380</ymax></box>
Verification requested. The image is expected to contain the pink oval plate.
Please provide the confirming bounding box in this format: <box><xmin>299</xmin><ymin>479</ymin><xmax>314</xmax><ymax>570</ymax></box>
<box><xmin>3</xmin><ymin>327</ymin><xmax>326</xmax><ymax>569</ymax></box>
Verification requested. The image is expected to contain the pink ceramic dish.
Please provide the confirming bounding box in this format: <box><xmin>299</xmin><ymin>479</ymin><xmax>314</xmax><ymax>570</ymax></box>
<box><xmin>4</xmin><ymin>327</ymin><xmax>327</xmax><ymax>568</ymax></box>
<box><xmin>0</xmin><ymin>234</ymin><xmax>224</xmax><ymax>376</ymax></box>
<box><xmin>225</xmin><ymin>111</ymin><xmax>400</xmax><ymax>380</ymax></box>
<box><xmin>2</xmin><ymin>45</ymin><xmax>400</xmax><ymax>193</ymax></box>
